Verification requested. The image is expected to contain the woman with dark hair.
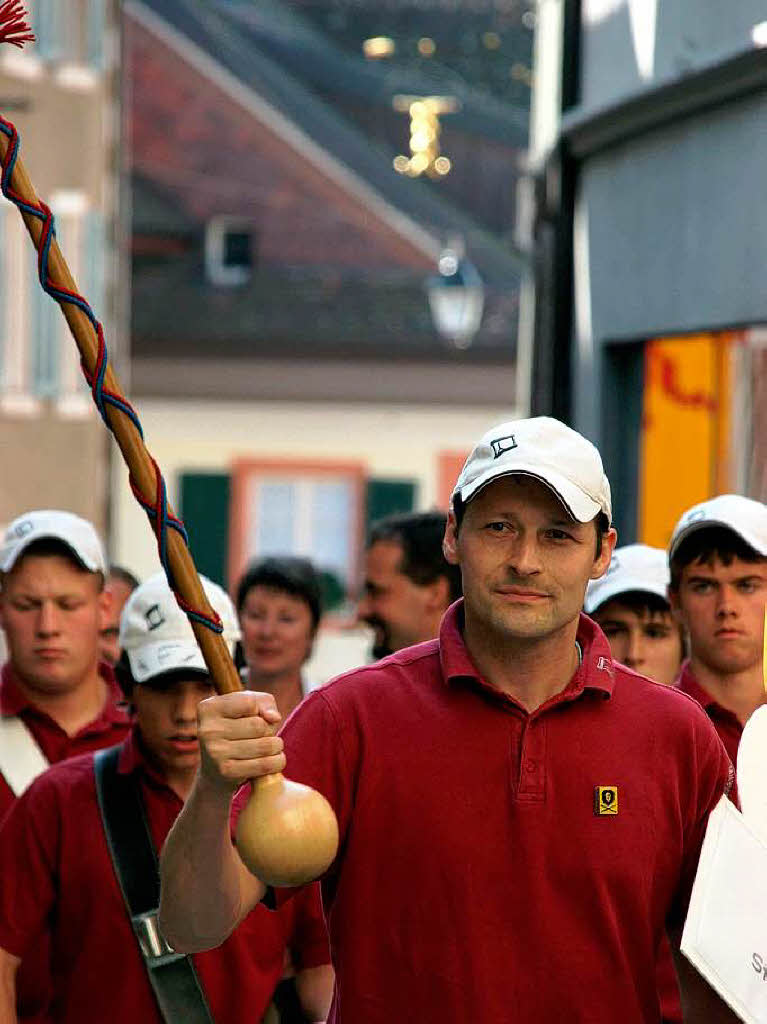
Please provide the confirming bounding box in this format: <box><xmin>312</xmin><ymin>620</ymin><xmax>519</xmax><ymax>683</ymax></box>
<box><xmin>235</xmin><ymin>556</ymin><xmax>323</xmax><ymax>721</ymax></box>
<box><xmin>234</xmin><ymin>556</ymin><xmax>328</xmax><ymax>1023</ymax></box>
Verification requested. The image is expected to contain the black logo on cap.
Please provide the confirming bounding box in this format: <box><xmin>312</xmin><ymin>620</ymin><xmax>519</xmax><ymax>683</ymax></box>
<box><xmin>491</xmin><ymin>435</ymin><xmax>517</xmax><ymax>459</ymax></box>
<box><xmin>145</xmin><ymin>604</ymin><xmax>166</xmax><ymax>631</ymax></box>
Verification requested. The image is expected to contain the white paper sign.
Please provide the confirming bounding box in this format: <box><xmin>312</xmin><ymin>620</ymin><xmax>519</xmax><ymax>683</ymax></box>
<box><xmin>681</xmin><ymin>795</ymin><xmax>767</xmax><ymax>1023</ymax></box>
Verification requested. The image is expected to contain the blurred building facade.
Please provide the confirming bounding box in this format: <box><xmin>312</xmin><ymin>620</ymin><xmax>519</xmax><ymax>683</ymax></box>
<box><xmin>522</xmin><ymin>0</ymin><xmax>767</xmax><ymax>546</ymax></box>
<box><xmin>116</xmin><ymin>0</ymin><xmax>528</xmax><ymax>610</ymax></box>
<box><xmin>0</xmin><ymin>0</ymin><xmax>124</xmax><ymax>534</ymax></box>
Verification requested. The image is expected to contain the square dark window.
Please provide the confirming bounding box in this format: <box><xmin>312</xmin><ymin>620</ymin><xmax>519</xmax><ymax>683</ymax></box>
<box><xmin>224</xmin><ymin>230</ymin><xmax>253</xmax><ymax>269</ymax></box>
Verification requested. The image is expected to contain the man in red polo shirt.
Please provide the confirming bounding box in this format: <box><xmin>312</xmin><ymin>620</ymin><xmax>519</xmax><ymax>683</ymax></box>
<box><xmin>0</xmin><ymin>510</ymin><xmax>132</xmax><ymax>1021</ymax></box>
<box><xmin>0</xmin><ymin>572</ymin><xmax>332</xmax><ymax>1023</ymax></box>
<box><xmin>0</xmin><ymin>509</ymin><xmax>131</xmax><ymax>818</ymax></box>
<box><xmin>160</xmin><ymin>417</ymin><xmax>737</xmax><ymax>1023</ymax></box>
<box><xmin>668</xmin><ymin>494</ymin><xmax>767</xmax><ymax>764</ymax></box>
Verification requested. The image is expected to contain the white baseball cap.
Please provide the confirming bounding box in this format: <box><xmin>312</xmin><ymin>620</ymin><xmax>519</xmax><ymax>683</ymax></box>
<box><xmin>669</xmin><ymin>494</ymin><xmax>767</xmax><ymax>561</ymax></box>
<box><xmin>452</xmin><ymin>416</ymin><xmax>612</xmax><ymax>524</ymax></box>
<box><xmin>120</xmin><ymin>571</ymin><xmax>241</xmax><ymax>684</ymax></box>
<box><xmin>0</xmin><ymin>509</ymin><xmax>106</xmax><ymax>574</ymax></box>
<box><xmin>585</xmin><ymin>544</ymin><xmax>669</xmax><ymax>614</ymax></box>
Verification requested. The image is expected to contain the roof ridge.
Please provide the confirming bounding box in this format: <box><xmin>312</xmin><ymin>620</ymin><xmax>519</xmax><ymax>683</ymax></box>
<box><xmin>131</xmin><ymin>0</ymin><xmax>526</xmax><ymax>282</ymax></box>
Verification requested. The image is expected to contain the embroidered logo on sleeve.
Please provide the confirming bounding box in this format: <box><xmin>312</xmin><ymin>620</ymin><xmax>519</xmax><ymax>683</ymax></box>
<box><xmin>594</xmin><ymin>785</ymin><xmax>618</xmax><ymax>816</ymax></box>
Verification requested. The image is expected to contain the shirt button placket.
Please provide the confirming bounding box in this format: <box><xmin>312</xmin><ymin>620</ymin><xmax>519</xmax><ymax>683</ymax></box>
<box><xmin>518</xmin><ymin>720</ymin><xmax>546</xmax><ymax>802</ymax></box>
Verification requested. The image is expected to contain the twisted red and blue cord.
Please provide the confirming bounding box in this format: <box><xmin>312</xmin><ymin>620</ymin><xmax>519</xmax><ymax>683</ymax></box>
<box><xmin>0</xmin><ymin>115</ymin><xmax>222</xmax><ymax>635</ymax></box>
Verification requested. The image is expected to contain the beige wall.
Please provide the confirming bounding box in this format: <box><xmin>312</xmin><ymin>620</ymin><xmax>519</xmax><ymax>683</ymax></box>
<box><xmin>111</xmin><ymin>398</ymin><xmax>518</xmax><ymax>581</ymax></box>
<box><xmin>0</xmin><ymin>8</ymin><xmax>121</xmax><ymax>544</ymax></box>
<box><xmin>0</xmin><ymin>413</ymin><xmax>109</xmax><ymax>532</ymax></box>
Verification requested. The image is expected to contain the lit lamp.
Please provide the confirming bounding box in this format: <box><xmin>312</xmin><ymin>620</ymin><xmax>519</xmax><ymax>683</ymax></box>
<box><xmin>426</xmin><ymin>247</ymin><xmax>484</xmax><ymax>349</ymax></box>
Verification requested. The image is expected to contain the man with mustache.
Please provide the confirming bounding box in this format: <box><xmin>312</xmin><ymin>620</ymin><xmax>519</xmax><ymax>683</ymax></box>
<box><xmin>357</xmin><ymin>512</ymin><xmax>462</xmax><ymax>659</ymax></box>
<box><xmin>160</xmin><ymin>417</ymin><xmax>737</xmax><ymax>1023</ymax></box>
<box><xmin>0</xmin><ymin>573</ymin><xmax>332</xmax><ymax>1023</ymax></box>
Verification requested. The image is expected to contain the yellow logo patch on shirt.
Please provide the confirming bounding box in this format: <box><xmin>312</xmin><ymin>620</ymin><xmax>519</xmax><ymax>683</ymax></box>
<box><xmin>594</xmin><ymin>785</ymin><xmax>618</xmax><ymax>816</ymax></box>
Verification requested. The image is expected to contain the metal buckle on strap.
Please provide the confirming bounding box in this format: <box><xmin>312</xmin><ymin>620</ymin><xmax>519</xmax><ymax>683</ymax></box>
<box><xmin>133</xmin><ymin>911</ymin><xmax>177</xmax><ymax>961</ymax></box>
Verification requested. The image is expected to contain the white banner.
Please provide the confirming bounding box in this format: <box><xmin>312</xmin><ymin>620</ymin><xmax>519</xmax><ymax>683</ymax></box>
<box><xmin>681</xmin><ymin>795</ymin><xmax>767</xmax><ymax>1023</ymax></box>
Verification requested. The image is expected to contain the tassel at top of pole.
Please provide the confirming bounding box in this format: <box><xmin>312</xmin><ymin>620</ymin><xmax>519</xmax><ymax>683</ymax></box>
<box><xmin>0</xmin><ymin>1</ymin><xmax>35</xmax><ymax>48</ymax></box>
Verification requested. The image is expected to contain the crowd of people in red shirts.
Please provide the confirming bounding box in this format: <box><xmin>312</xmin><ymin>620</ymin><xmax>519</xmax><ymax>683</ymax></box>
<box><xmin>0</xmin><ymin>415</ymin><xmax>764</xmax><ymax>1023</ymax></box>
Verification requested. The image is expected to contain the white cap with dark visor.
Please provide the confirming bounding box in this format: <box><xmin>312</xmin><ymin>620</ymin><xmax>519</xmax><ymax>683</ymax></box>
<box><xmin>669</xmin><ymin>494</ymin><xmax>767</xmax><ymax>561</ymax></box>
<box><xmin>585</xmin><ymin>544</ymin><xmax>669</xmax><ymax>615</ymax></box>
<box><xmin>120</xmin><ymin>571</ymin><xmax>240</xmax><ymax>684</ymax></box>
<box><xmin>0</xmin><ymin>509</ymin><xmax>106</xmax><ymax>574</ymax></box>
<box><xmin>452</xmin><ymin>416</ymin><xmax>612</xmax><ymax>524</ymax></box>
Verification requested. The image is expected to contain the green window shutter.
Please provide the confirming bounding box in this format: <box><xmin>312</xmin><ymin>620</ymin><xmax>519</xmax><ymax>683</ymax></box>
<box><xmin>180</xmin><ymin>472</ymin><xmax>231</xmax><ymax>588</ymax></box>
<box><xmin>366</xmin><ymin>479</ymin><xmax>416</xmax><ymax>534</ymax></box>
<box><xmin>87</xmin><ymin>0</ymin><xmax>106</xmax><ymax>70</ymax></box>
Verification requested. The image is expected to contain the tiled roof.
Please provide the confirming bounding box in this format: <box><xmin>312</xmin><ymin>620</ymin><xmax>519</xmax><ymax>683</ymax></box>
<box><xmin>132</xmin><ymin>254</ymin><xmax>517</xmax><ymax>359</ymax></box>
<box><xmin>137</xmin><ymin>0</ymin><xmax>525</xmax><ymax>289</ymax></box>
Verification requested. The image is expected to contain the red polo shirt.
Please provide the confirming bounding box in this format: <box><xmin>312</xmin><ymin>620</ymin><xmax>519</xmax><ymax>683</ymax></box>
<box><xmin>239</xmin><ymin>602</ymin><xmax>732</xmax><ymax>1024</ymax></box>
<box><xmin>675</xmin><ymin>661</ymin><xmax>744</xmax><ymax>764</ymax></box>
<box><xmin>0</xmin><ymin>727</ymin><xmax>330</xmax><ymax>1024</ymax></box>
<box><xmin>0</xmin><ymin>661</ymin><xmax>132</xmax><ymax>1022</ymax></box>
<box><xmin>0</xmin><ymin>661</ymin><xmax>131</xmax><ymax>819</ymax></box>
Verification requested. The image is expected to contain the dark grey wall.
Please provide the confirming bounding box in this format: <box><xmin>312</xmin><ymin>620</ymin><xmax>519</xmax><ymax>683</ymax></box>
<box><xmin>580</xmin><ymin>0</ymin><xmax>767</xmax><ymax>111</ymax></box>
<box><xmin>572</xmin><ymin>87</ymin><xmax>767</xmax><ymax>440</ymax></box>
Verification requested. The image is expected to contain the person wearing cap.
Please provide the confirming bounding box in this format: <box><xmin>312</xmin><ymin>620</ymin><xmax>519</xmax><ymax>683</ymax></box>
<box><xmin>668</xmin><ymin>494</ymin><xmax>767</xmax><ymax>764</ymax></box>
<box><xmin>99</xmin><ymin>564</ymin><xmax>140</xmax><ymax>667</ymax></box>
<box><xmin>236</xmin><ymin>555</ymin><xmax>324</xmax><ymax>719</ymax></box>
<box><xmin>159</xmin><ymin>417</ymin><xmax>737</xmax><ymax>1023</ymax></box>
<box><xmin>585</xmin><ymin>544</ymin><xmax>684</xmax><ymax>687</ymax></box>
<box><xmin>0</xmin><ymin>572</ymin><xmax>333</xmax><ymax>1024</ymax></box>
<box><xmin>0</xmin><ymin>510</ymin><xmax>133</xmax><ymax>1022</ymax></box>
<box><xmin>357</xmin><ymin>512</ymin><xmax>462</xmax><ymax>660</ymax></box>
<box><xmin>0</xmin><ymin>510</ymin><xmax>131</xmax><ymax>820</ymax></box>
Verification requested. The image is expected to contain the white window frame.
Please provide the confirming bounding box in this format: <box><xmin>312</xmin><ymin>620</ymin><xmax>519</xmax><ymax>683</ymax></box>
<box><xmin>0</xmin><ymin>198</ymin><xmax>39</xmax><ymax>415</ymax></box>
<box><xmin>230</xmin><ymin>460</ymin><xmax>366</xmax><ymax>617</ymax></box>
<box><xmin>51</xmin><ymin>191</ymin><xmax>94</xmax><ymax>417</ymax></box>
<box><xmin>204</xmin><ymin>216</ymin><xmax>255</xmax><ymax>287</ymax></box>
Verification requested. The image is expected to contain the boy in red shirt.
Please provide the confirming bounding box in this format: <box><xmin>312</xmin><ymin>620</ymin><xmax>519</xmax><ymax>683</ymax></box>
<box><xmin>669</xmin><ymin>494</ymin><xmax>767</xmax><ymax>763</ymax></box>
<box><xmin>0</xmin><ymin>572</ymin><xmax>332</xmax><ymax>1023</ymax></box>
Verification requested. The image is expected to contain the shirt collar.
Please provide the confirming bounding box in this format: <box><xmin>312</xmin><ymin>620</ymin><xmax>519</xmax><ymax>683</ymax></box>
<box><xmin>0</xmin><ymin>660</ymin><xmax>129</xmax><ymax>725</ymax></box>
<box><xmin>675</xmin><ymin>660</ymin><xmax>740</xmax><ymax>721</ymax></box>
<box><xmin>438</xmin><ymin>600</ymin><xmax>616</xmax><ymax>704</ymax></box>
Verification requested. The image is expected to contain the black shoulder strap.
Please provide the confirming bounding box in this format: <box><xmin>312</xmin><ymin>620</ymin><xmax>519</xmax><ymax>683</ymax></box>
<box><xmin>94</xmin><ymin>746</ymin><xmax>214</xmax><ymax>1024</ymax></box>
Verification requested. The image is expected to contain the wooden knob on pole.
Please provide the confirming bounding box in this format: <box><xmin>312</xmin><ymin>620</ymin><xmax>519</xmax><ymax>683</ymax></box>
<box><xmin>236</xmin><ymin>774</ymin><xmax>339</xmax><ymax>887</ymax></box>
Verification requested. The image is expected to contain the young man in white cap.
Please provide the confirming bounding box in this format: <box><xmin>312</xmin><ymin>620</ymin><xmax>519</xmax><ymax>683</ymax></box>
<box><xmin>0</xmin><ymin>511</ymin><xmax>131</xmax><ymax>819</ymax></box>
<box><xmin>0</xmin><ymin>512</ymin><xmax>133</xmax><ymax>1024</ymax></box>
<box><xmin>159</xmin><ymin>417</ymin><xmax>737</xmax><ymax>1024</ymax></box>
<box><xmin>669</xmin><ymin>494</ymin><xmax>767</xmax><ymax>765</ymax></box>
<box><xmin>585</xmin><ymin>544</ymin><xmax>684</xmax><ymax>686</ymax></box>
<box><xmin>0</xmin><ymin>572</ymin><xmax>332</xmax><ymax>1024</ymax></box>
